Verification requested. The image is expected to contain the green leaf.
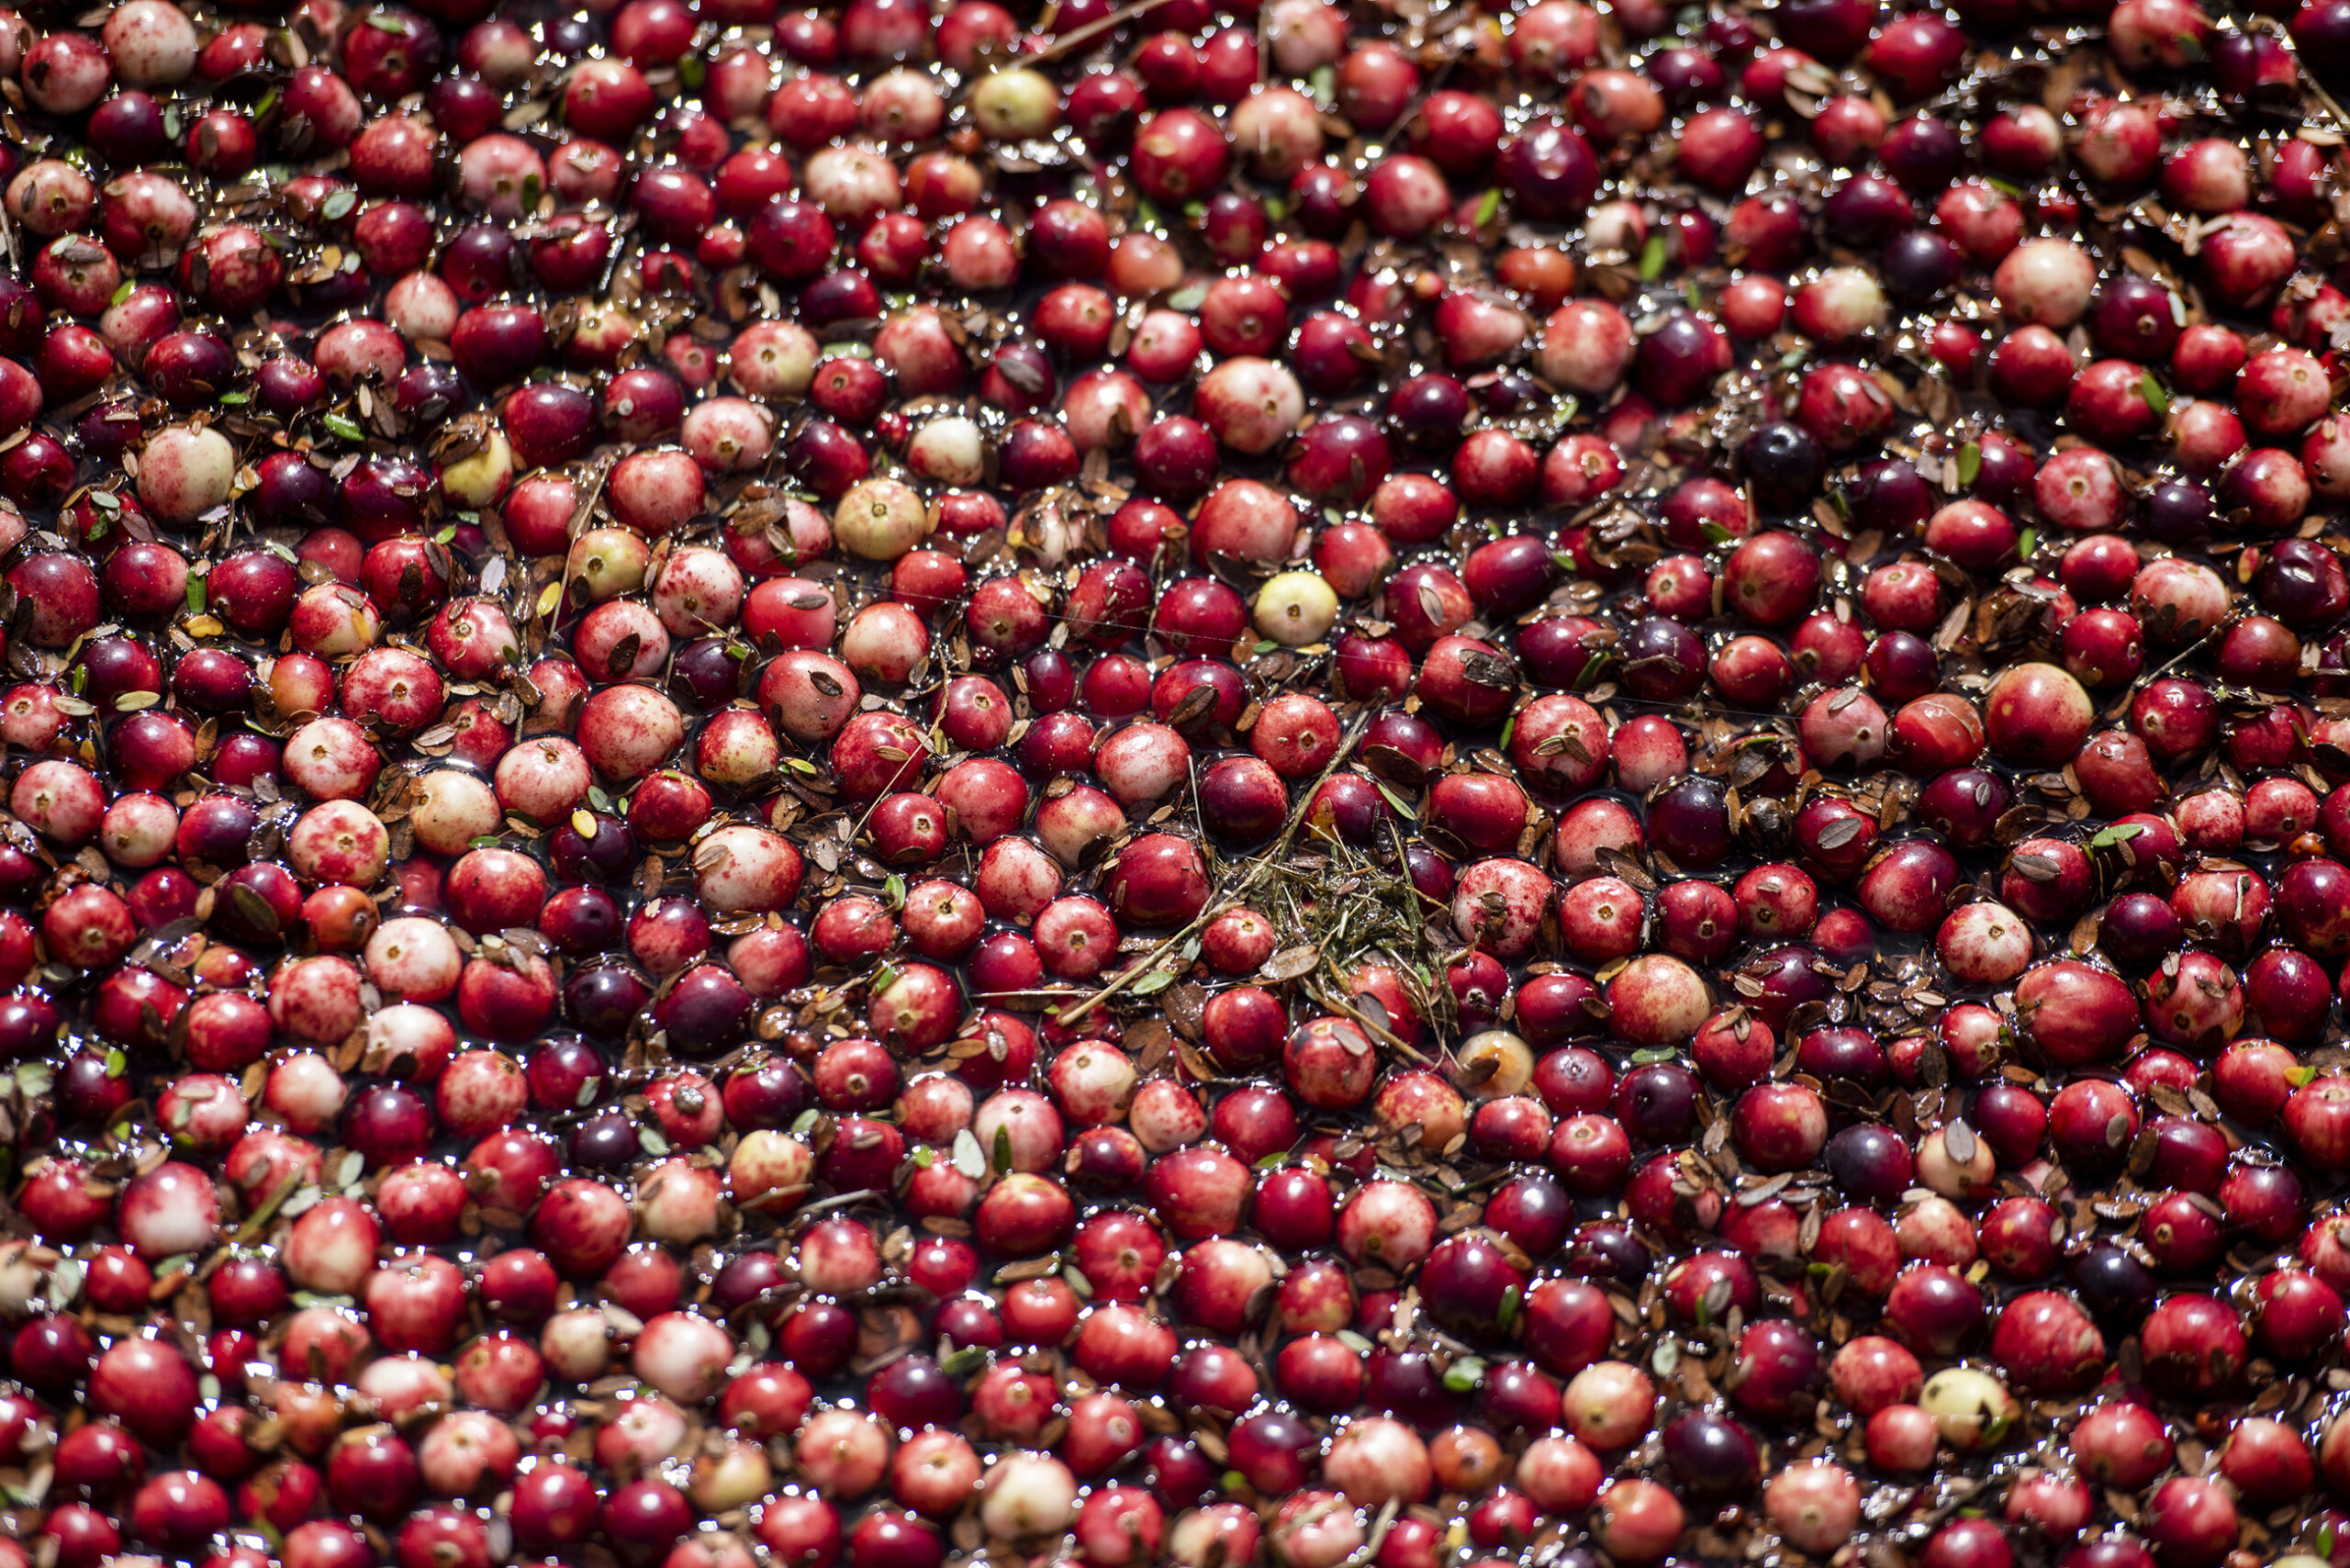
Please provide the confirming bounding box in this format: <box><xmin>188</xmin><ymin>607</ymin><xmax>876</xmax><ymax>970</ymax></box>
<box><xmin>1337</xmin><ymin>1329</ymin><xmax>1374</xmax><ymax>1354</ymax></box>
<box><xmin>469</xmin><ymin>834</ymin><xmax>501</xmax><ymax>848</ymax></box>
<box><xmin>1699</xmin><ymin>520</ymin><xmax>1735</xmax><ymax>546</ymax></box>
<box><xmin>1476</xmin><ymin>187</ymin><xmax>1504</xmax><ymax>229</ymax></box>
<box><xmin>254</xmin><ymin>87</ymin><xmax>280</xmax><ymax>118</ymax></box>
<box><xmin>1254</xmin><ymin>1151</ymin><xmax>1289</xmax><ymax>1169</ymax></box>
<box><xmin>105</xmin><ymin>1048</ymin><xmax>127</xmax><ymax>1075</ymax></box>
<box><xmin>2090</xmin><ymin>822</ymin><xmax>2147</xmax><ymax>849</ymax></box>
<box><xmin>588</xmin><ymin>786</ymin><xmax>613</xmax><ymax>812</ymax></box>
<box><xmin>2015</xmin><ymin>527</ymin><xmax>2037</xmax><ymax>560</ymax></box>
<box><xmin>14</xmin><ymin>1061</ymin><xmax>53</xmax><ymax>1096</ymax></box>
<box><xmin>1629</xmin><ymin>1047</ymin><xmax>1681</xmax><ymax>1064</ymax></box>
<box><xmin>111</xmin><ymin>278</ymin><xmax>136</xmax><ymax>308</ymax></box>
<box><xmin>992</xmin><ymin>1124</ymin><xmax>1014</xmax><ymax>1173</ymax></box>
<box><xmin>790</xmin><ymin>1108</ymin><xmax>821</xmax><ymax>1136</ymax></box>
<box><xmin>638</xmin><ymin>1127</ymin><xmax>670</xmax><ymax>1156</ymax></box>
<box><xmin>677</xmin><ymin>52</ymin><xmax>706</xmax><ymax>88</ymax></box>
<box><xmin>434</xmin><ymin>524</ymin><xmax>457</xmax><ymax>543</ymax></box>
<box><xmin>2138</xmin><ymin>371</ymin><xmax>2169</xmax><ymax>417</ymax></box>
<box><xmin>1638</xmin><ymin>233</ymin><xmax>1667</xmax><ymax>279</ymax></box>
<box><xmin>1441</xmin><ymin>1356</ymin><xmax>1486</xmax><ymax>1393</ymax></box>
<box><xmin>1308</xmin><ymin>63</ymin><xmax>1337</xmax><ymax>108</ymax></box>
<box><xmin>1372</xmin><ymin>779</ymin><xmax>1417</xmax><ymax>819</ymax></box>
<box><xmin>321</xmin><ymin>189</ymin><xmax>356</xmax><ymax>221</ymax></box>
<box><xmin>912</xmin><ymin>1145</ymin><xmax>934</xmax><ymax>1168</ymax></box>
<box><xmin>884</xmin><ymin>873</ymin><xmax>905</xmax><ymax>910</ymax></box>
<box><xmin>941</xmin><ymin>1343</ymin><xmax>988</xmax><ymax>1378</ymax></box>
<box><xmin>218</xmin><ymin>390</ymin><xmax>251</xmax><ymax>405</ymax></box>
<box><xmin>1167</xmin><ymin>284</ymin><xmax>1208</xmax><ymax>311</ymax></box>
<box><xmin>1131</xmin><ymin>969</ymin><xmax>1175</xmax><ymax>996</ymax></box>
<box><xmin>185</xmin><ymin>573</ymin><xmax>207</xmax><ymax>615</ymax></box>
<box><xmin>1496</xmin><ymin>1284</ymin><xmax>1521</xmax><ymax>1333</ymax></box>
<box><xmin>872</xmin><ymin>964</ymin><xmax>899</xmax><ymax>995</ymax></box>
<box><xmin>323</xmin><ymin>412</ymin><xmax>365</xmax><ymax>442</ymax></box>
<box><xmin>1955</xmin><ymin>442</ymin><xmax>1981</xmax><ymax>487</ymax></box>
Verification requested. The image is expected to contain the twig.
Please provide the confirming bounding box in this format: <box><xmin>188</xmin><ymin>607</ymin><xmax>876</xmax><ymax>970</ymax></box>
<box><xmin>1026</xmin><ymin>0</ymin><xmax>1189</xmax><ymax>64</ymax></box>
<box><xmin>1052</xmin><ymin>710</ymin><xmax>1376</xmax><ymax>1029</ymax></box>
<box><xmin>1307</xmin><ymin>976</ymin><xmax>1438</xmax><ymax>1067</ymax></box>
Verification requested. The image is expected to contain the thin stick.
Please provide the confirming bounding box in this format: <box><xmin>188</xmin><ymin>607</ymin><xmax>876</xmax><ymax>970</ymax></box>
<box><xmin>1052</xmin><ymin>710</ymin><xmax>1375</xmax><ymax>1029</ymax></box>
<box><xmin>1026</xmin><ymin>0</ymin><xmax>1188</xmax><ymax>64</ymax></box>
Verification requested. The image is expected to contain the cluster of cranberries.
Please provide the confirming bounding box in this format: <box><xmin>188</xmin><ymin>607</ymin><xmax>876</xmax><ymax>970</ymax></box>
<box><xmin>4</xmin><ymin>1</ymin><xmax>2350</xmax><ymax>1567</ymax></box>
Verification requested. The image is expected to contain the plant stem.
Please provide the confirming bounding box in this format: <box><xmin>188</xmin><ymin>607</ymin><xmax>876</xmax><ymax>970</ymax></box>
<box><xmin>1052</xmin><ymin>710</ymin><xmax>1375</xmax><ymax>1029</ymax></box>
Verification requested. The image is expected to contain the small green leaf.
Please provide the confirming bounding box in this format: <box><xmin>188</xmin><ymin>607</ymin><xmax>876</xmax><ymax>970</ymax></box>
<box><xmin>1167</xmin><ymin>284</ymin><xmax>1208</xmax><ymax>311</ymax></box>
<box><xmin>883</xmin><ymin>873</ymin><xmax>905</xmax><ymax>910</ymax></box>
<box><xmin>790</xmin><ymin>1108</ymin><xmax>821</xmax><ymax>1136</ymax></box>
<box><xmin>912</xmin><ymin>1145</ymin><xmax>934</xmax><ymax>1168</ymax></box>
<box><xmin>323</xmin><ymin>411</ymin><xmax>365</xmax><ymax>442</ymax></box>
<box><xmin>1441</xmin><ymin>1356</ymin><xmax>1486</xmax><ymax>1393</ymax></box>
<box><xmin>872</xmin><ymin>964</ymin><xmax>900</xmax><ymax>995</ymax></box>
<box><xmin>2015</xmin><ymin>527</ymin><xmax>2037</xmax><ymax>560</ymax></box>
<box><xmin>321</xmin><ymin>189</ymin><xmax>356</xmax><ymax>221</ymax></box>
<box><xmin>1337</xmin><ymin>1329</ymin><xmax>1374</xmax><ymax>1354</ymax></box>
<box><xmin>638</xmin><ymin>1127</ymin><xmax>670</xmax><ymax>1156</ymax></box>
<box><xmin>254</xmin><ymin>87</ymin><xmax>280</xmax><ymax>118</ymax></box>
<box><xmin>1253</xmin><ymin>639</ymin><xmax>1281</xmax><ymax>655</ymax></box>
<box><xmin>2090</xmin><ymin>822</ymin><xmax>2147</xmax><ymax>849</ymax></box>
<box><xmin>785</xmin><ymin>756</ymin><xmax>820</xmax><ymax>776</ymax></box>
<box><xmin>992</xmin><ymin>1124</ymin><xmax>1014</xmax><ymax>1173</ymax></box>
<box><xmin>1222</xmin><ymin>1471</ymin><xmax>1248</xmax><ymax>1495</ymax></box>
<box><xmin>1629</xmin><ymin>1047</ymin><xmax>1681</xmax><ymax>1064</ymax></box>
<box><xmin>1475</xmin><ymin>187</ymin><xmax>1504</xmax><ymax>229</ymax></box>
<box><xmin>1131</xmin><ymin>969</ymin><xmax>1175</xmax><ymax>996</ymax></box>
<box><xmin>1699</xmin><ymin>520</ymin><xmax>1735</xmax><ymax>547</ymax></box>
<box><xmin>218</xmin><ymin>390</ymin><xmax>251</xmax><ymax>405</ymax></box>
<box><xmin>1372</xmin><ymin>779</ymin><xmax>1416</xmax><ymax>819</ymax></box>
<box><xmin>1308</xmin><ymin>63</ymin><xmax>1337</xmax><ymax>108</ymax></box>
<box><xmin>1638</xmin><ymin>233</ymin><xmax>1667</xmax><ymax>279</ymax></box>
<box><xmin>434</xmin><ymin>524</ymin><xmax>457</xmax><ymax>543</ymax></box>
<box><xmin>111</xmin><ymin>278</ymin><xmax>136</xmax><ymax>308</ymax></box>
<box><xmin>105</xmin><ymin>1048</ymin><xmax>127</xmax><ymax>1075</ymax></box>
<box><xmin>469</xmin><ymin>834</ymin><xmax>501</xmax><ymax>848</ymax></box>
<box><xmin>185</xmin><ymin>574</ymin><xmax>207</xmax><ymax>615</ymax></box>
<box><xmin>941</xmin><ymin>1343</ymin><xmax>988</xmax><ymax>1378</ymax></box>
<box><xmin>1955</xmin><ymin>442</ymin><xmax>1981</xmax><ymax>487</ymax></box>
<box><xmin>14</xmin><ymin>1061</ymin><xmax>53</xmax><ymax>1096</ymax></box>
<box><xmin>1497</xmin><ymin>1284</ymin><xmax>1521</xmax><ymax>1332</ymax></box>
<box><xmin>677</xmin><ymin>52</ymin><xmax>706</xmax><ymax>88</ymax></box>
<box><xmin>2138</xmin><ymin>372</ymin><xmax>2169</xmax><ymax>417</ymax></box>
